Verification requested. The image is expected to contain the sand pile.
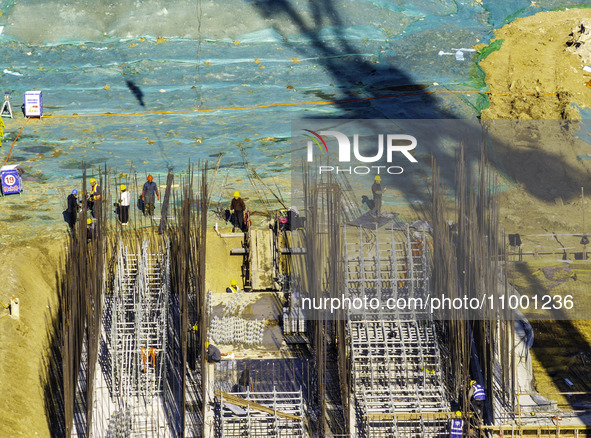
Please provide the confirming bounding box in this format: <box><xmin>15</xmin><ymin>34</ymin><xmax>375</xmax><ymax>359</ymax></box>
<box><xmin>479</xmin><ymin>9</ymin><xmax>591</xmax><ymax>119</ymax></box>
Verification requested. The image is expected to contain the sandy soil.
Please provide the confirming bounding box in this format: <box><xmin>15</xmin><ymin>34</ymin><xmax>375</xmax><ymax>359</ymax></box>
<box><xmin>477</xmin><ymin>8</ymin><xmax>591</xmax><ymax>415</ymax></box>
<box><xmin>205</xmin><ymin>225</ymin><xmax>248</xmax><ymax>294</ymax></box>
<box><xmin>480</xmin><ymin>9</ymin><xmax>591</xmax><ymax>119</ymax></box>
<box><xmin>0</xmin><ymin>240</ymin><xmax>61</xmax><ymax>438</ymax></box>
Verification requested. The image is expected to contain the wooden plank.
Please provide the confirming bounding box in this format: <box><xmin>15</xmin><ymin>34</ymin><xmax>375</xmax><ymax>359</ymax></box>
<box><xmin>249</xmin><ymin>230</ymin><xmax>258</xmax><ymax>288</ymax></box>
<box><xmin>219</xmin><ymin>233</ymin><xmax>246</xmax><ymax>238</ymax></box>
<box><xmin>215</xmin><ymin>390</ymin><xmax>302</xmax><ymax>421</ymax></box>
<box><xmin>250</xmin><ymin>229</ymin><xmax>275</xmax><ymax>290</ymax></box>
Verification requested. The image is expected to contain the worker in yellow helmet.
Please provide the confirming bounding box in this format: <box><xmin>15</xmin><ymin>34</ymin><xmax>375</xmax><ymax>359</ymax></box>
<box><xmin>119</xmin><ymin>184</ymin><xmax>130</xmax><ymax>225</ymax></box>
<box><xmin>469</xmin><ymin>380</ymin><xmax>486</xmax><ymax>420</ymax></box>
<box><xmin>371</xmin><ymin>175</ymin><xmax>386</xmax><ymax>218</ymax></box>
<box><xmin>86</xmin><ymin>217</ymin><xmax>95</xmax><ymax>241</ymax></box>
<box><xmin>449</xmin><ymin>411</ymin><xmax>464</xmax><ymax>438</ymax></box>
<box><xmin>230</xmin><ymin>191</ymin><xmax>247</xmax><ymax>232</ymax></box>
<box><xmin>87</xmin><ymin>177</ymin><xmax>102</xmax><ymax>218</ymax></box>
<box><xmin>226</xmin><ymin>279</ymin><xmax>239</xmax><ymax>293</ymax></box>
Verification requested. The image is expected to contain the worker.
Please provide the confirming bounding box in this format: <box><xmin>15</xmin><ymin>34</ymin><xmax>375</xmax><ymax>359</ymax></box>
<box><xmin>371</xmin><ymin>175</ymin><xmax>386</xmax><ymax>217</ymax></box>
<box><xmin>66</xmin><ymin>189</ymin><xmax>79</xmax><ymax>229</ymax></box>
<box><xmin>411</xmin><ymin>234</ymin><xmax>424</xmax><ymax>258</ymax></box>
<box><xmin>86</xmin><ymin>218</ymin><xmax>95</xmax><ymax>241</ymax></box>
<box><xmin>142</xmin><ymin>174</ymin><xmax>160</xmax><ymax>217</ymax></box>
<box><xmin>468</xmin><ymin>380</ymin><xmax>486</xmax><ymax>419</ymax></box>
<box><xmin>398</xmin><ymin>264</ymin><xmax>407</xmax><ymax>289</ymax></box>
<box><xmin>205</xmin><ymin>341</ymin><xmax>221</xmax><ymax>363</ymax></box>
<box><xmin>140</xmin><ymin>347</ymin><xmax>158</xmax><ymax>373</ymax></box>
<box><xmin>286</xmin><ymin>206</ymin><xmax>303</xmax><ymax>230</ymax></box>
<box><xmin>449</xmin><ymin>411</ymin><xmax>464</xmax><ymax>438</ymax></box>
<box><xmin>119</xmin><ymin>184</ymin><xmax>130</xmax><ymax>225</ymax></box>
<box><xmin>226</xmin><ymin>279</ymin><xmax>240</xmax><ymax>293</ymax></box>
<box><xmin>230</xmin><ymin>191</ymin><xmax>246</xmax><ymax>232</ymax></box>
<box><xmin>87</xmin><ymin>178</ymin><xmax>102</xmax><ymax>218</ymax></box>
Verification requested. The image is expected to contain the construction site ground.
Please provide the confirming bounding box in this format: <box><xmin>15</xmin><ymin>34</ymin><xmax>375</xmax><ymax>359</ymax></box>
<box><xmin>5</xmin><ymin>175</ymin><xmax>591</xmax><ymax>436</ymax></box>
<box><xmin>4</xmin><ymin>7</ymin><xmax>591</xmax><ymax>437</ymax></box>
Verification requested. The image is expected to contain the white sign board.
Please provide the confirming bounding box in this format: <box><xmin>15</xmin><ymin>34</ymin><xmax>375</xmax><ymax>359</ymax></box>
<box><xmin>24</xmin><ymin>91</ymin><xmax>42</xmax><ymax>117</ymax></box>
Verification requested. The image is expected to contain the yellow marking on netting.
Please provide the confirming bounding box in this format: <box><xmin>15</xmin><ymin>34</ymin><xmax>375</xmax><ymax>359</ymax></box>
<box><xmin>39</xmin><ymin>89</ymin><xmax>565</xmax><ymax>120</ymax></box>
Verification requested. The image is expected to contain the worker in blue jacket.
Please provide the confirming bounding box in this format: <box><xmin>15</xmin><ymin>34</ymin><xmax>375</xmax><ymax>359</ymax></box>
<box><xmin>449</xmin><ymin>411</ymin><xmax>464</xmax><ymax>437</ymax></box>
<box><xmin>469</xmin><ymin>380</ymin><xmax>486</xmax><ymax>419</ymax></box>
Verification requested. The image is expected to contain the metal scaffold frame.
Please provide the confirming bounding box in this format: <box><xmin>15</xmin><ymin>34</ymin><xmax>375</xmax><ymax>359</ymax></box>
<box><xmin>89</xmin><ymin>239</ymin><xmax>172</xmax><ymax>437</ymax></box>
<box><xmin>345</xmin><ymin>223</ymin><xmax>450</xmax><ymax>437</ymax></box>
<box><xmin>218</xmin><ymin>388</ymin><xmax>305</xmax><ymax>438</ymax></box>
<box><xmin>111</xmin><ymin>240</ymin><xmax>169</xmax><ymax>399</ymax></box>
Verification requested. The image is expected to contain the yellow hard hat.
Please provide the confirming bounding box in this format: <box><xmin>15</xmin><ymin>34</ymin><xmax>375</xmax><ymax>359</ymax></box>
<box><xmin>233</xmin><ymin>191</ymin><xmax>240</xmax><ymax>198</ymax></box>
<box><xmin>455</xmin><ymin>411</ymin><xmax>462</xmax><ymax>417</ymax></box>
<box><xmin>470</xmin><ymin>380</ymin><xmax>476</xmax><ymax>387</ymax></box>
<box><xmin>120</xmin><ymin>184</ymin><xmax>126</xmax><ymax>191</ymax></box>
<box><xmin>204</xmin><ymin>341</ymin><xmax>210</xmax><ymax>349</ymax></box>
<box><xmin>87</xmin><ymin>218</ymin><xmax>92</xmax><ymax>225</ymax></box>
<box><xmin>374</xmin><ymin>175</ymin><xmax>381</xmax><ymax>181</ymax></box>
<box><xmin>231</xmin><ymin>279</ymin><xmax>237</xmax><ymax>286</ymax></box>
<box><xmin>90</xmin><ymin>178</ymin><xmax>96</xmax><ymax>184</ymax></box>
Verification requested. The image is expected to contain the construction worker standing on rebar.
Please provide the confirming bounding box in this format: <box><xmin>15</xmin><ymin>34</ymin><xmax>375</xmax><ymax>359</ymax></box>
<box><xmin>142</xmin><ymin>174</ymin><xmax>159</xmax><ymax>217</ymax></box>
<box><xmin>119</xmin><ymin>184</ymin><xmax>130</xmax><ymax>225</ymax></box>
<box><xmin>87</xmin><ymin>178</ymin><xmax>102</xmax><ymax>218</ymax></box>
<box><xmin>230</xmin><ymin>191</ymin><xmax>246</xmax><ymax>232</ymax></box>
<box><xmin>468</xmin><ymin>380</ymin><xmax>486</xmax><ymax>419</ymax></box>
<box><xmin>371</xmin><ymin>175</ymin><xmax>386</xmax><ymax>217</ymax></box>
<box><xmin>449</xmin><ymin>411</ymin><xmax>464</xmax><ymax>438</ymax></box>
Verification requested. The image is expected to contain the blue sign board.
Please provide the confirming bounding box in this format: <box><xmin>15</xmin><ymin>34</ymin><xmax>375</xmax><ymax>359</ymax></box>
<box><xmin>1</xmin><ymin>165</ymin><xmax>23</xmax><ymax>195</ymax></box>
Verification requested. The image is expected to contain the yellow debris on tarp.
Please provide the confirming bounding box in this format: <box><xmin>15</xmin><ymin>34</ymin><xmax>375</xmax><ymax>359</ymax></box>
<box><xmin>0</xmin><ymin>118</ymin><xmax>4</xmax><ymax>148</ymax></box>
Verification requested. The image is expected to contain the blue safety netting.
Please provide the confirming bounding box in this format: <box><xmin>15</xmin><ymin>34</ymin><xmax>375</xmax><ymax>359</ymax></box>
<box><xmin>0</xmin><ymin>0</ymin><xmax>589</xmax><ymax>240</ymax></box>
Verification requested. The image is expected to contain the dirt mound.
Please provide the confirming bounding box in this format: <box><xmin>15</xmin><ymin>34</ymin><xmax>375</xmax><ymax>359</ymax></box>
<box><xmin>480</xmin><ymin>9</ymin><xmax>591</xmax><ymax>119</ymax></box>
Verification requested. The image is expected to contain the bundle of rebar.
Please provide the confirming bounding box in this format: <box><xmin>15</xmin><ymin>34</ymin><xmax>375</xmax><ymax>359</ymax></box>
<box><xmin>167</xmin><ymin>164</ymin><xmax>208</xmax><ymax>436</ymax></box>
<box><xmin>43</xmin><ymin>163</ymin><xmax>213</xmax><ymax>437</ymax></box>
<box><xmin>432</xmin><ymin>141</ymin><xmax>517</xmax><ymax>427</ymax></box>
<box><xmin>53</xmin><ymin>167</ymin><xmax>108</xmax><ymax>437</ymax></box>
